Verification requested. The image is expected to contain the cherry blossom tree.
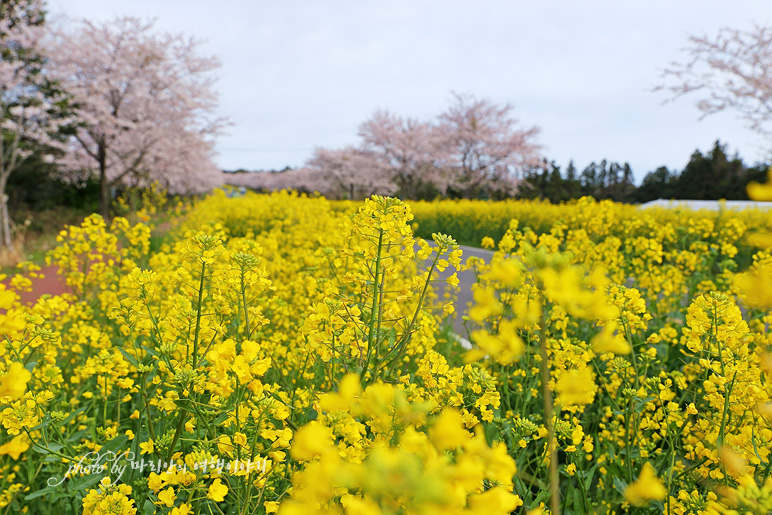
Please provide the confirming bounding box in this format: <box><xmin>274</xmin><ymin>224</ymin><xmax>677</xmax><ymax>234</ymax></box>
<box><xmin>438</xmin><ymin>93</ymin><xmax>542</xmax><ymax>198</ymax></box>
<box><xmin>224</xmin><ymin>167</ymin><xmax>331</xmax><ymax>196</ymax></box>
<box><xmin>657</xmin><ymin>26</ymin><xmax>772</xmax><ymax>143</ymax></box>
<box><xmin>243</xmin><ymin>96</ymin><xmax>541</xmax><ymax>201</ymax></box>
<box><xmin>358</xmin><ymin>110</ymin><xmax>450</xmax><ymax>199</ymax></box>
<box><xmin>278</xmin><ymin>167</ymin><xmax>336</xmax><ymax>196</ymax></box>
<box><xmin>0</xmin><ymin>0</ymin><xmax>69</xmax><ymax>249</ymax></box>
<box><xmin>306</xmin><ymin>146</ymin><xmax>394</xmax><ymax>199</ymax></box>
<box><xmin>137</xmin><ymin>126</ymin><xmax>222</xmax><ymax>194</ymax></box>
<box><xmin>48</xmin><ymin>17</ymin><xmax>225</xmax><ymax>217</ymax></box>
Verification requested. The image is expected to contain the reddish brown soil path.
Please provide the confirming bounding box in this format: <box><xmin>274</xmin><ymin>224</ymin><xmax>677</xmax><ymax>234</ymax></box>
<box><xmin>4</xmin><ymin>219</ymin><xmax>173</xmax><ymax>306</ymax></box>
<box><xmin>13</xmin><ymin>263</ymin><xmax>72</xmax><ymax>305</ymax></box>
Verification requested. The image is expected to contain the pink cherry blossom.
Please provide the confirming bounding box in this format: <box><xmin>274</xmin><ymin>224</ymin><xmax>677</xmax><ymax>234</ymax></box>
<box><xmin>47</xmin><ymin>16</ymin><xmax>225</xmax><ymax>216</ymax></box>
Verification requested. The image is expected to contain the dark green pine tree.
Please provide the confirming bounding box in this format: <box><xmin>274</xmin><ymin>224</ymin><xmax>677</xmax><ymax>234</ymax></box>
<box><xmin>672</xmin><ymin>140</ymin><xmax>746</xmax><ymax>199</ymax></box>
<box><xmin>635</xmin><ymin>166</ymin><xmax>676</xmax><ymax>202</ymax></box>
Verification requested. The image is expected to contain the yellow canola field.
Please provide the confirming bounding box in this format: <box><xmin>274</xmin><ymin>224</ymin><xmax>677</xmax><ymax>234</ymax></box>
<box><xmin>0</xmin><ymin>188</ymin><xmax>771</xmax><ymax>515</ymax></box>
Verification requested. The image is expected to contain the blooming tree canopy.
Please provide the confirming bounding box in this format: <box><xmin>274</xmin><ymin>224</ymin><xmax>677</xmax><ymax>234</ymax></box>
<box><xmin>306</xmin><ymin>146</ymin><xmax>394</xmax><ymax>200</ymax></box>
<box><xmin>224</xmin><ymin>167</ymin><xmax>330</xmax><ymax>196</ymax></box>
<box><xmin>658</xmin><ymin>25</ymin><xmax>772</xmax><ymax>145</ymax></box>
<box><xmin>231</xmin><ymin>95</ymin><xmax>542</xmax><ymax>201</ymax></box>
<box><xmin>356</xmin><ymin>96</ymin><xmax>542</xmax><ymax>199</ymax></box>
<box><xmin>0</xmin><ymin>0</ymin><xmax>69</xmax><ymax>249</ymax></box>
<box><xmin>438</xmin><ymin>93</ymin><xmax>542</xmax><ymax>198</ymax></box>
<box><xmin>358</xmin><ymin>110</ymin><xmax>450</xmax><ymax>199</ymax></box>
<box><xmin>48</xmin><ymin>16</ymin><xmax>224</xmax><ymax>216</ymax></box>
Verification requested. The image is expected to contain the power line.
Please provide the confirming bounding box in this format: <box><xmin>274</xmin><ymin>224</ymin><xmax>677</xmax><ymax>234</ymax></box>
<box><xmin>218</xmin><ymin>146</ymin><xmax>316</xmax><ymax>153</ymax></box>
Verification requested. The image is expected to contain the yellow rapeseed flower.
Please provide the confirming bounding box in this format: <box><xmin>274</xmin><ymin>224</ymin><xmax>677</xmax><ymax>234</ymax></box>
<box><xmin>207</xmin><ymin>478</ymin><xmax>228</xmax><ymax>503</ymax></box>
<box><xmin>428</xmin><ymin>408</ymin><xmax>469</xmax><ymax>450</ymax></box>
<box><xmin>0</xmin><ymin>362</ymin><xmax>31</xmax><ymax>400</ymax></box>
<box><xmin>747</xmin><ymin>167</ymin><xmax>772</xmax><ymax>201</ymax></box>
<box><xmin>139</xmin><ymin>440</ymin><xmax>154</xmax><ymax>455</ymax></box>
<box><xmin>624</xmin><ymin>462</ymin><xmax>666</xmax><ymax>506</ymax></box>
<box><xmin>467</xmin><ymin>487</ymin><xmax>523</xmax><ymax>513</ymax></box>
<box><xmin>0</xmin><ymin>434</ymin><xmax>29</xmax><ymax>460</ymax></box>
<box><xmin>289</xmin><ymin>421</ymin><xmax>333</xmax><ymax>461</ymax></box>
<box><xmin>156</xmin><ymin>487</ymin><xmax>175</xmax><ymax>507</ymax></box>
<box><xmin>171</xmin><ymin>504</ymin><xmax>191</xmax><ymax>515</ymax></box>
<box><xmin>555</xmin><ymin>368</ymin><xmax>597</xmax><ymax>406</ymax></box>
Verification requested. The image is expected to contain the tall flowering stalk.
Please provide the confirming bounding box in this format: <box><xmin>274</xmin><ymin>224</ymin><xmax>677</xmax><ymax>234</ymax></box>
<box><xmin>304</xmin><ymin>195</ymin><xmax>462</xmax><ymax>387</ymax></box>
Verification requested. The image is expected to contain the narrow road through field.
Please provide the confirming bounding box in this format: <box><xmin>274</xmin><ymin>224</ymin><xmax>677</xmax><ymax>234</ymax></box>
<box><xmin>4</xmin><ymin>219</ymin><xmax>173</xmax><ymax>306</ymax></box>
<box><xmin>423</xmin><ymin>243</ymin><xmax>494</xmax><ymax>336</ymax></box>
<box><xmin>11</xmin><ymin>263</ymin><xmax>72</xmax><ymax>304</ymax></box>
<box><xmin>9</xmin><ymin>226</ymin><xmax>493</xmax><ymax>340</ymax></box>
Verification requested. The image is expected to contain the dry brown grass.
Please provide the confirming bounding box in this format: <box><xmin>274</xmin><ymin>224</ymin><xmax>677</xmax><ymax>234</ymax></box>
<box><xmin>0</xmin><ymin>206</ymin><xmax>94</xmax><ymax>273</ymax></box>
<box><xmin>0</xmin><ymin>235</ymin><xmax>28</xmax><ymax>269</ymax></box>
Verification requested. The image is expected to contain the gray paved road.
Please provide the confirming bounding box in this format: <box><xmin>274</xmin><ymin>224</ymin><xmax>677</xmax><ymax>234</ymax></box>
<box><xmin>421</xmin><ymin>243</ymin><xmax>494</xmax><ymax>335</ymax></box>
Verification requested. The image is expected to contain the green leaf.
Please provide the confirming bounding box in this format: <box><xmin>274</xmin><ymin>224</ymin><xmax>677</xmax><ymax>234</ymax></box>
<box><xmin>140</xmin><ymin>344</ymin><xmax>158</xmax><ymax>358</ymax></box>
<box><xmin>532</xmin><ymin>490</ymin><xmax>550</xmax><ymax>508</ymax></box>
<box><xmin>33</xmin><ymin>442</ymin><xmax>63</xmax><ymax>455</ymax></box>
<box><xmin>68</xmin><ymin>473</ymin><xmax>103</xmax><ymax>492</ymax></box>
<box><xmin>571</xmin><ymin>488</ymin><xmax>582</xmax><ymax>511</ymax></box>
<box><xmin>24</xmin><ymin>485</ymin><xmax>58</xmax><ymax>501</ymax></box>
<box><xmin>633</xmin><ymin>396</ymin><xmax>657</xmax><ymax>410</ymax></box>
<box><xmin>613</xmin><ymin>476</ymin><xmax>628</xmax><ymax>496</ymax></box>
<box><xmin>583</xmin><ymin>466</ymin><xmax>596</xmax><ymax>491</ymax></box>
<box><xmin>100</xmin><ymin>435</ymin><xmax>129</xmax><ymax>456</ymax></box>
<box><xmin>117</xmin><ymin>347</ymin><xmax>139</xmax><ymax>368</ymax></box>
<box><xmin>304</xmin><ymin>407</ymin><xmax>318</xmax><ymax>421</ymax></box>
<box><xmin>142</xmin><ymin>499</ymin><xmax>157</xmax><ymax>515</ymax></box>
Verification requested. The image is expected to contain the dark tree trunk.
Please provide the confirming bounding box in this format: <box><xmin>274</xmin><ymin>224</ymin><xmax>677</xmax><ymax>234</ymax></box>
<box><xmin>98</xmin><ymin>143</ymin><xmax>110</xmax><ymax>219</ymax></box>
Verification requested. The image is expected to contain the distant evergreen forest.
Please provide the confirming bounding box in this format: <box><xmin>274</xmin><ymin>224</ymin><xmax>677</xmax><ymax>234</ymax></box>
<box><xmin>517</xmin><ymin>140</ymin><xmax>769</xmax><ymax>203</ymax></box>
<box><xmin>14</xmin><ymin>139</ymin><xmax>768</xmax><ymax>212</ymax></box>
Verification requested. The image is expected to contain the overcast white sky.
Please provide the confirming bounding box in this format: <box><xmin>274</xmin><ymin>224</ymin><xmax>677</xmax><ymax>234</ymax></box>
<box><xmin>47</xmin><ymin>0</ymin><xmax>772</xmax><ymax>182</ymax></box>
